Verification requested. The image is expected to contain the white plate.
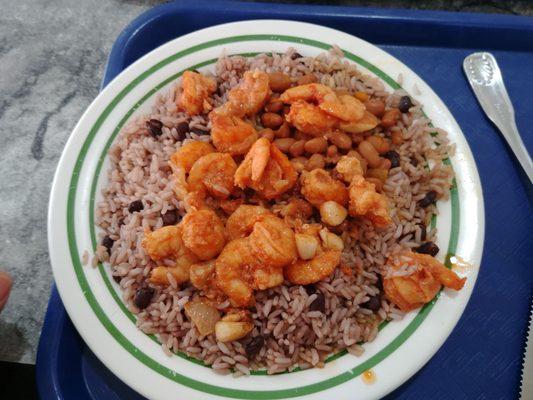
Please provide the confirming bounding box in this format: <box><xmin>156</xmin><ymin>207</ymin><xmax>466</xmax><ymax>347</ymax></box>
<box><xmin>48</xmin><ymin>20</ymin><xmax>484</xmax><ymax>400</ymax></box>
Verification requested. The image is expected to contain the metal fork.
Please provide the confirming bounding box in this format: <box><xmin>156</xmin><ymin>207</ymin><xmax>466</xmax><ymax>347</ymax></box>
<box><xmin>463</xmin><ymin>52</ymin><xmax>533</xmax><ymax>183</ymax></box>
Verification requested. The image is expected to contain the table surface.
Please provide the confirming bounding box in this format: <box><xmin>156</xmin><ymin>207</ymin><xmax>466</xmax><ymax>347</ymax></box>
<box><xmin>0</xmin><ymin>0</ymin><xmax>532</xmax><ymax>366</ymax></box>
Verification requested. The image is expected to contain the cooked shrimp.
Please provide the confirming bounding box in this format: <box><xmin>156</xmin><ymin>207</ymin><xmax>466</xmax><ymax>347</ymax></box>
<box><xmin>142</xmin><ymin>225</ymin><xmax>182</xmax><ymax>261</ymax></box>
<box><xmin>216</xmin><ymin>197</ymin><xmax>244</xmax><ymax>215</ymax></box>
<box><xmin>252</xmin><ymin>264</ymin><xmax>284</xmax><ymax>290</ymax></box>
<box><xmin>258</xmin><ymin>144</ymin><xmax>298</xmax><ymax>199</ymax></box>
<box><xmin>281</xmin><ymin>83</ymin><xmax>364</xmax><ymax>122</ymax></box>
<box><xmin>170</xmin><ymin>141</ymin><xmax>215</xmax><ymax>173</ymax></box>
<box><xmin>235</xmin><ymin>139</ymin><xmax>297</xmax><ymax>199</ymax></box>
<box><xmin>215</xmin><ymin>238</ymin><xmax>256</xmax><ymax>307</ymax></box>
<box><xmin>383</xmin><ymin>251</ymin><xmax>466</xmax><ymax>311</ymax></box>
<box><xmin>410</xmin><ymin>252</ymin><xmax>466</xmax><ymax>291</ymax></box>
<box><xmin>226</xmin><ymin>205</ymin><xmax>271</xmax><ymax>240</ymax></box>
<box><xmin>187</xmin><ymin>153</ymin><xmax>237</xmax><ymax>199</ymax></box>
<box><xmin>249</xmin><ymin>214</ymin><xmax>297</xmax><ymax>267</ymax></box>
<box><xmin>143</xmin><ymin>225</ymin><xmax>199</xmax><ymax>285</ymax></box>
<box><xmin>320</xmin><ymin>94</ymin><xmax>365</xmax><ymax>122</ymax></box>
<box><xmin>280</xmin><ymin>83</ymin><xmax>337</xmax><ymax>105</ymax></box>
<box><xmin>150</xmin><ymin>264</ymin><xmax>190</xmax><ymax>286</ymax></box>
<box><xmin>183</xmin><ymin>188</ymin><xmax>211</xmax><ymax>212</ymax></box>
<box><xmin>171</xmin><ymin>167</ymin><xmax>189</xmax><ymax>201</ymax></box>
<box><xmin>189</xmin><ymin>260</ymin><xmax>216</xmax><ymax>291</ymax></box>
<box><xmin>285</xmin><ymin>100</ymin><xmax>338</xmax><ymax>136</ymax></box>
<box><xmin>169</xmin><ymin>141</ymin><xmax>215</xmax><ymax>200</ymax></box>
<box><xmin>300</xmin><ymin>169</ymin><xmax>349</xmax><ymax>207</ymax></box>
<box><xmin>335</xmin><ymin>155</ymin><xmax>364</xmax><ymax>184</ymax></box>
<box><xmin>210</xmin><ymin>113</ymin><xmax>258</xmax><ymax>155</ymax></box>
<box><xmin>340</xmin><ymin>110</ymin><xmax>379</xmax><ymax>134</ymax></box>
<box><xmin>285</xmin><ymin>250</ymin><xmax>341</xmax><ymax>285</ymax></box>
<box><xmin>234</xmin><ymin>138</ymin><xmax>271</xmax><ymax>186</ymax></box>
<box><xmin>181</xmin><ymin>209</ymin><xmax>226</xmax><ymax>260</ymax></box>
<box><xmin>348</xmin><ymin>175</ymin><xmax>391</xmax><ymax>227</ymax></box>
<box><xmin>221</xmin><ymin>70</ymin><xmax>271</xmax><ymax>117</ymax></box>
<box><xmin>215</xmin><ymin>238</ymin><xmax>284</xmax><ymax>306</ymax></box>
<box><xmin>178</xmin><ymin>71</ymin><xmax>217</xmax><ymax>115</ymax></box>
<box><xmin>272</xmin><ymin>198</ymin><xmax>314</xmax><ymax>221</ymax></box>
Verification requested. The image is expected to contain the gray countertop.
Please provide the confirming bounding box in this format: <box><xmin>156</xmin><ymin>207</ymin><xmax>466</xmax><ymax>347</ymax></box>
<box><xmin>0</xmin><ymin>0</ymin><xmax>531</xmax><ymax>365</ymax></box>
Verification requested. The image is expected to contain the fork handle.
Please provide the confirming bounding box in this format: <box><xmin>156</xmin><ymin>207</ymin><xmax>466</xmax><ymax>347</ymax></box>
<box><xmin>496</xmin><ymin>118</ymin><xmax>533</xmax><ymax>183</ymax></box>
<box><xmin>464</xmin><ymin>52</ymin><xmax>533</xmax><ymax>183</ymax></box>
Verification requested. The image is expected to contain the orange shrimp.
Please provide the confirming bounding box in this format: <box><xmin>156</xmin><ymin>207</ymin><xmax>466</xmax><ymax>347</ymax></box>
<box><xmin>178</xmin><ymin>71</ymin><xmax>217</xmax><ymax>115</ymax></box>
<box><xmin>285</xmin><ymin>250</ymin><xmax>341</xmax><ymax>285</ymax></box>
<box><xmin>226</xmin><ymin>205</ymin><xmax>271</xmax><ymax>240</ymax></box>
<box><xmin>220</xmin><ymin>70</ymin><xmax>271</xmax><ymax>117</ymax></box>
<box><xmin>210</xmin><ymin>113</ymin><xmax>259</xmax><ymax>156</ymax></box>
<box><xmin>235</xmin><ymin>138</ymin><xmax>297</xmax><ymax>199</ymax></box>
<box><xmin>181</xmin><ymin>209</ymin><xmax>226</xmax><ymax>260</ymax></box>
<box><xmin>234</xmin><ymin>138</ymin><xmax>271</xmax><ymax>186</ymax></box>
<box><xmin>249</xmin><ymin>214</ymin><xmax>297</xmax><ymax>268</ymax></box>
<box><xmin>169</xmin><ymin>141</ymin><xmax>215</xmax><ymax>200</ymax></box>
<box><xmin>215</xmin><ymin>238</ymin><xmax>282</xmax><ymax>307</ymax></box>
<box><xmin>300</xmin><ymin>169</ymin><xmax>349</xmax><ymax>207</ymax></box>
<box><xmin>170</xmin><ymin>141</ymin><xmax>215</xmax><ymax>173</ymax></box>
<box><xmin>142</xmin><ymin>225</ymin><xmax>199</xmax><ymax>286</ymax></box>
<box><xmin>142</xmin><ymin>225</ymin><xmax>182</xmax><ymax>261</ymax></box>
<box><xmin>281</xmin><ymin>83</ymin><xmax>364</xmax><ymax>122</ymax></box>
<box><xmin>285</xmin><ymin>100</ymin><xmax>338</xmax><ymax>137</ymax></box>
<box><xmin>348</xmin><ymin>175</ymin><xmax>391</xmax><ymax>227</ymax></box>
<box><xmin>383</xmin><ymin>251</ymin><xmax>466</xmax><ymax>311</ymax></box>
<box><xmin>187</xmin><ymin>153</ymin><xmax>237</xmax><ymax>199</ymax></box>
<box><xmin>340</xmin><ymin>110</ymin><xmax>379</xmax><ymax>134</ymax></box>
<box><xmin>335</xmin><ymin>155</ymin><xmax>364</xmax><ymax>184</ymax></box>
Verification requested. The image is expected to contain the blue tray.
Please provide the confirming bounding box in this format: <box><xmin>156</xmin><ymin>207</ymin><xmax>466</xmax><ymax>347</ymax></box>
<box><xmin>37</xmin><ymin>1</ymin><xmax>533</xmax><ymax>399</ymax></box>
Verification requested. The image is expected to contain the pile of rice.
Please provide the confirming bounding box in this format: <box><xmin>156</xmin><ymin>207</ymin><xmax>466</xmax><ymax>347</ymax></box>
<box><xmin>95</xmin><ymin>47</ymin><xmax>454</xmax><ymax>376</ymax></box>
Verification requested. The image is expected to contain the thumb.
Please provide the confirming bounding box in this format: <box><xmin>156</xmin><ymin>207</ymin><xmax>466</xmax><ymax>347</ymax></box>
<box><xmin>0</xmin><ymin>271</ymin><xmax>13</xmax><ymax>312</ymax></box>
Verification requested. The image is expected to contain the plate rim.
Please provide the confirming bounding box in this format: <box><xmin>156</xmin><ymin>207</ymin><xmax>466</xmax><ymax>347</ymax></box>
<box><xmin>48</xmin><ymin>19</ymin><xmax>485</xmax><ymax>400</ymax></box>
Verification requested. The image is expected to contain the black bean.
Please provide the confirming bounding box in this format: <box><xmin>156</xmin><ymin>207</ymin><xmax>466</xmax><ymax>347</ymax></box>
<box><xmin>309</xmin><ymin>292</ymin><xmax>326</xmax><ymax>313</ymax></box>
<box><xmin>190</xmin><ymin>126</ymin><xmax>209</xmax><ymax>135</ymax></box>
<box><xmin>176</xmin><ymin>121</ymin><xmax>189</xmax><ymax>140</ymax></box>
<box><xmin>112</xmin><ymin>275</ymin><xmax>121</xmax><ymax>284</ymax></box>
<box><xmin>290</xmin><ymin>52</ymin><xmax>303</xmax><ymax>60</ymax></box>
<box><xmin>161</xmin><ymin>210</ymin><xmax>179</xmax><ymax>226</ymax></box>
<box><xmin>418</xmin><ymin>191</ymin><xmax>437</xmax><ymax>208</ymax></box>
<box><xmin>134</xmin><ymin>287</ymin><xmax>155</xmax><ymax>309</ymax></box>
<box><xmin>398</xmin><ymin>96</ymin><xmax>413</xmax><ymax>113</ymax></box>
<box><xmin>383</xmin><ymin>150</ymin><xmax>400</xmax><ymax>168</ymax></box>
<box><xmin>304</xmin><ymin>284</ymin><xmax>316</xmax><ymax>295</ymax></box>
<box><xmin>417</xmin><ymin>223</ymin><xmax>427</xmax><ymax>241</ymax></box>
<box><xmin>362</xmin><ymin>294</ymin><xmax>381</xmax><ymax>313</ymax></box>
<box><xmin>102</xmin><ymin>235</ymin><xmax>114</xmax><ymax>254</ymax></box>
<box><xmin>146</xmin><ymin>119</ymin><xmax>163</xmax><ymax>137</ymax></box>
<box><xmin>410</xmin><ymin>157</ymin><xmax>419</xmax><ymax>167</ymax></box>
<box><xmin>245</xmin><ymin>335</ymin><xmax>265</xmax><ymax>359</ymax></box>
<box><xmin>415</xmin><ymin>241</ymin><xmax>440</xmax><ymax>257</ymax></box>
<box><xmin>128</xmin><ymin>200</ymin><xmax>144</xmax><ymax>213</ymax></box>
<box><xmin>375</xmin><ymin>276</ymin><xmax>383</xmax><ymax>291</ymax></box>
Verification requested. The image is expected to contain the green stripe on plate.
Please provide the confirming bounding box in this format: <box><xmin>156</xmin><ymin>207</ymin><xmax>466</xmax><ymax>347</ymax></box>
<box><xmin>67</xmin><ymin>34</ymin><xmax>460</xmax><ymax>398</ymax></box>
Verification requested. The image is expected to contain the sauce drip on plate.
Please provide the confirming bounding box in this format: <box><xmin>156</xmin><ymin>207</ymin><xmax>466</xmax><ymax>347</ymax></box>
<box><xmin>449</xmin><ymin>255</ymin><xmax>473</xmax><ymax>275</ymax></box>
<box><xmin>362</xmin><ymin>369</ymin><xmax>376</xmax><ymax>384</ymax></box>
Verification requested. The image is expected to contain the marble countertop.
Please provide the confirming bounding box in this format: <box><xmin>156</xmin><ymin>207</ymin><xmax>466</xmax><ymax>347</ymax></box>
<box><xmin>0</xmin><ymin>0</ymin><xmax>531</xmax><ymax>365</ymax></box>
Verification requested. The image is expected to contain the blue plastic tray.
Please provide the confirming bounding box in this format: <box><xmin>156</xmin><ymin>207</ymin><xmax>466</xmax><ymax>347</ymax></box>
<box><xmin>37</xmin><ymin>1</ymin><xmax>533</xmax><ymax>399</ymax></box>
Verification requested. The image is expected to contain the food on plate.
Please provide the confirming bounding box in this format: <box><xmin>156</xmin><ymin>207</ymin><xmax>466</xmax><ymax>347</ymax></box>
<box><xmin>95</xmin><ymin>47</ymin><xmax>464</xmax><ymax>376</ymax></box>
